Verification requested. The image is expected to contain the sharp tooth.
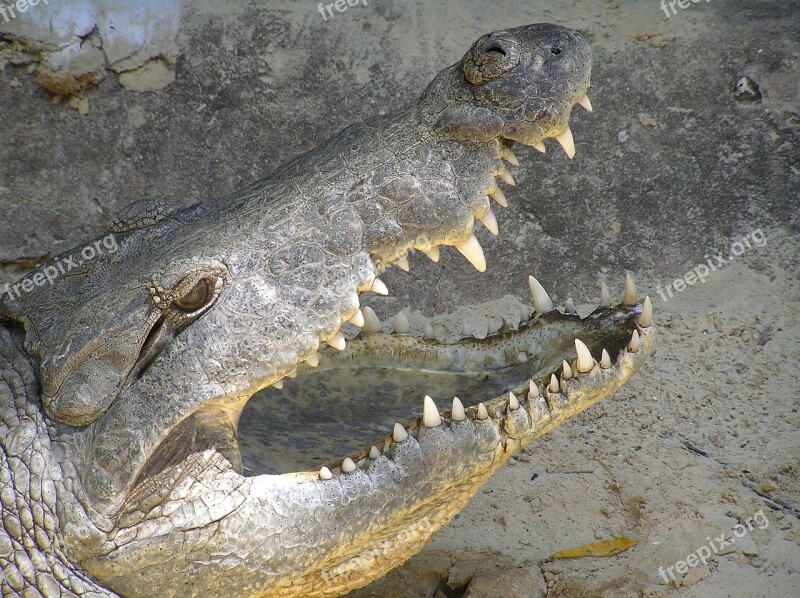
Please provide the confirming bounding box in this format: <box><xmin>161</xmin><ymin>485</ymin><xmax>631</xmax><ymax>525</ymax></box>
<box><xmin>423</xmin><ymin>395</ymin><xmax>442</xmax><ymax>427</ymax></box>
<box><xmin>319</xmin><ymin>466</ymin><xmax>333</xmax><ymax>480</ymax></box>
<box><xmin>562</xmin><ymin>360</ymin><xmax>573</xmax><ymax>379</ymax></box>
<box><xmin>623</xmin><ymin>272</ymin><xmax>637</xmax><ymax>306</ymax></box>
<box><xmin>396</xmin><ymin>255</ymin><xmax>410</xmax><ymax>272</ymax></box>
<box><xmin>476</xmin><ymin>403</ymin><xmax>489</xmax><ymax>420</ymax></box>
<box><xmin>575</xmin><ymin>338</ymin><xmax>594</xmax><ymax>373</ymax></box>
<box><xmin>455</xmin><ymin>234</ymin><xmax>487</xmax><ymax>272</ymax></box>
<box><xmin>528</xmin><ymin>275</ymin><xmax>554</xmax><ymax>313</ymax></box>
<box><xmin>528</xmin><ymin>380</ymin><xmax>540</xmax><ymax>399</ymax></box>
<box><xmin>329</xmin><ymin>332</ymin><xmax>346</xmax><ymax>351</ymax></box>
<box><xmin>423</xmin><ymin>322</ymin><xmax>434</xmax><ymax>338</ymax></box>
<box><xmin>554</xmin><ymin>127</ymin><xmax>575</xmax><ymax>159</ymax></box>
<box><xmin>480</xmin><ymin>208</ymin><xmax>499</xmax><ymax>236</ymax></box>
<box><xmin>578</xmin><ymin>94</ymin><xmax>593</xmax><ymax>112</ymax></box>
<box><xmin>508</xmin><ymin>392</ymin><xmax>520</xmax><ymax>410</ymax></box>
<box><xmin>499</xmin><ymin>170</ymin><xmax>516</xmax><ymax>186</ymax></box>
<box><xmin>600</xmin><ymin>348</ymin><xmax>612</xmax><ymax>369</ymax></box>
<box><xmin>517</xmin><ymin>352</ymin><xmax>528</xmax><ymax>363</ymax></box>
<box><xmin>273</xmin><ymin>379</ymin><xmax>284</xmax><ymax>389</ymax></box>
<box><xmin>393</xmin><ymin>423</ymin><xmax>408</xmax><ymax>442</ymax></box>
<box><xmin>394</xmin><ymin>311</ymin><xmax>410</xmax><ymax>334</ymax></box>
<box><xmin>362</xmin><ymin>306</ymin><xmax>381</xmax><ymax>333</ymax></box>
<box><xmin>462</xmin><ymin>321</ymin><xmax>473</xmax><ymax>337</ymax></box>
<box><xmin>565</xmin><ymin>298</ymin><xmax>578</xmax><ymax>315</ymax></box>
<box><xmin>286</xmin><ymin>370</ymin><xmax>297</xmax><ymax>379</ymax></box>
<box><xmin>341</xmin><ymin>457</ymin><xmax>356</xmax><ymax>473</ymax></box>
<box><xmin>532</xmin><ymin>140</ymin><xmax>546</xmax><ymax>153</ymax></box>
<box><xmin>371</xmin><ymin>278</ymin><xmax>389</xmax><ymax>296</ymax></box>
<box><xmin>452</xmin><ymin>397</ymin><xmax>466</xmax><ymax>421</ymax></box>
<box><xmin>489</xmin><ymin>188</ymin><xmax>508</xmax><ymax>207</ymax></box>
<box><xmin>639</xmin><ymin>296</ymin><xmax>653</xmax><ymax>327</ymax></box>
<box><xmin>306</xmin><ymin>353</ymin><xmax>319</xmax><ymax>367</ymax></box>
<box><xmin>369</xmin><ymin>446</ymin><xmax>381</xmax><ymax>459</ymax></box>
<box><xmin>504</xmin><ymin>149</ymin><xmax>520</xmax><ymax>166</ymax></box>
<box><xmin>628</xmin><ymin>329</ymin><xmax>641</xmax><ymax>353</ymax></box>
<box><xmin>424</xmin><ymin>246</ymin><xmax>440</xmax><ymax>262</ymax></box>
<box><xmin>350</xmin><ymin>309</ymin><xmax>365</xmax><ymax>328</ymax></box>
<box><xmin>600</xmin><ymin>281</ymin><xmax>611</xmax><ymax>307</ymax></box>
<box><xmin>549</xmin><ymin>374</ymin><xmax>559</xmax><ymax>393</ymax></box>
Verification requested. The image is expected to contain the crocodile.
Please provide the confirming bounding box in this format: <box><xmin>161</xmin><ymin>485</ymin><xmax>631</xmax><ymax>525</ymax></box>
<box><xmin>0</xmin><ymin>23</ymin><xmax>655</xmax><ymax>597</ymax></box>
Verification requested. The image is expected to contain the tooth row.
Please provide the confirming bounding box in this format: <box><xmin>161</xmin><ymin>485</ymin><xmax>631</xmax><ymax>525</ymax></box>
<box><xmin>317</xmin><ymin>324</ymin><xmax>651</xmax><ymax>481</ymax></box>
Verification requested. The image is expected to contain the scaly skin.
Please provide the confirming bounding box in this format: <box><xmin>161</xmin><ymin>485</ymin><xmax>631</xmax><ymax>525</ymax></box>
<box><xmin>0</xmin><ymin>24</ymin><xmax>655</xmax><ymax>597</ymax></box>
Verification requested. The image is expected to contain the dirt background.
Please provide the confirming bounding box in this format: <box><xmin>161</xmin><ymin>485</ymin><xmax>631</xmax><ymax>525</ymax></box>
<box><xmin>1</xmin><ymin>1</ymin><xmax>798</xmax><ymax>596</ymax></box>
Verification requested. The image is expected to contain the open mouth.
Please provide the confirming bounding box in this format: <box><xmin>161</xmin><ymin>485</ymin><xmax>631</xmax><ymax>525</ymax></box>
<box><xmin>126</xmin><ymin>91</ymin><xmax>656</xmax><ymax>497</ymax></box>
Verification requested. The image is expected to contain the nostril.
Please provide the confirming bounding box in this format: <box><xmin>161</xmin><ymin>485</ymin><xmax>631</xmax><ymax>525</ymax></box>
<box><xmin>551</xmin><ymin>46</ymin><xmax>562</xmax><ymax>55</ymax></box>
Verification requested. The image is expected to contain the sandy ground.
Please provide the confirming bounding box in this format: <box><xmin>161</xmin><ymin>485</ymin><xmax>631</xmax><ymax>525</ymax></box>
<box><xmin>1</xmin><ymin>1</ymin><xmax>798</xmax><ymax>597</ymax></box>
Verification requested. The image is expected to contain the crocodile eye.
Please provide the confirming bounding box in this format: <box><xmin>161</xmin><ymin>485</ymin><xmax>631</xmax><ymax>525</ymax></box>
<box><xmin>174</xmin><ymin>278</ymin><xmax>214</xmax><ymax>312</ymax></box>
<box><xmin>485</xmin><ymin>43</ymin><xmax>507</xmax><ymax>56</ymax></box>
<box><xmin>463</xmin><ymin>35</ymin><xmax>520</xmax><ymax>85</ymax></box>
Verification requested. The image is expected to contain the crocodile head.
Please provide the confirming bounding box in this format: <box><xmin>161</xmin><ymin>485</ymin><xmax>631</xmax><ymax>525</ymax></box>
<box><xmin>0</xmin><ymin>24</ymin><xmax>654</xmax><ymax>597</ymax></box>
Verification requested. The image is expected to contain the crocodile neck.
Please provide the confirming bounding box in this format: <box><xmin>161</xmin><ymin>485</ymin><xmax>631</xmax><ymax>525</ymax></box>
<box><xmin>0</xmin><ymin>324</ymin><xmax>113</xmax><ymax>597</ymax></box>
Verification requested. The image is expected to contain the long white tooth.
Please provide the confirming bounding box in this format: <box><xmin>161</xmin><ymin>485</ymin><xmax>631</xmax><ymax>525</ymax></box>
<box><xmin>639</xmin><ymin>296</ymin><xmax>653</xmax><ymax>327</ymax></box>
<box><xmin>319</xmin><ymin>466</ymin><xmax>333</xmax><ymax>480</ymax></box>
<box><xmin>578</xmin><ymin>94</ymin><xmax>593</xmax><ymax>112</ymax></box>
<box><xmin>393</xmin><ymin>423</ymin><xmax>408</xmax><ymax>442</ymax></box>
<box><xmin>549</xmin><ymin>373</ymin><xmax>559</xmax><ymax>393</ymax></box>
<box><xmin>528</xmin><ymin>275</ymin><xmax>554</xmax><ymax>313</ymax></box>
<box><xmin>306</xmin><ymin>353</ymin><xmax>319</xmax><ymax>367</ymax></box>
<box><xmin>499</xmin><ymin>170</ymin><xmax>516</xmax><ymax>186</ymax></box>
<box><xmin>462</xmin><ymin>321</ymin><xmax>473</xmax><ymax>337</ymax></box>
<box><xmin>508</xmin><ymin>392</ymin><xmax>519</xmax><ymax>410</ymax></box>
<box><xmin>350</xmin><ymin>309</ymin><xmax>365</xmax><ymax>328</ymax></box>
<box><xmin>600</xmin><ymin>348</ymin><xmax>612</xmax><ymax>369</ymax></box>
<box><xmin>504</xmin><ymin>148</ymin><xmax>520</xmax><ymax>166</ymax></box>
<box><xmin>565</xmin><ymin>298</ymin><xmax>578</xmax><ymax>315</ymax></box>
<box><xmin>532</xmin><ymin>140</ymin><xmax>546</xmax><ymax>153</ymax></box>
<box><xmin>423</xmin><ymin>395</ymin><xmax>442</xmax><ymax>427</ymax></box>
<box><xmin>341</xmin><ymin>457</ymin><xmax>356</xmax><ymax>473</ymax></box>
<box><xmin>452</xmin><ymin>397</ymin><xmax>466</xmax><ymax>421</ymax></box>
<box><xmin>600</xmin><ymin>281</ymin><xmax>611</xmax><ymax>307</ymax></box>
<box><xmin>394</xmin><ymin>312</ymin><xmax>410</xmax><ymax>334</ymax></box>
<box><xmin>517</xmin><ymin>352</ymin><xmax>528</xmax><ymax>363</ymax></box>
<box><xmin>489</xmin><ymin>188</ymin><xmax>508</xmax><ymax>207</ymax></box>
<box><xmin>476</xmin><ymin>403</ymin><xmax>489</xmax><ymax>420</ymax></box>
<box><xmin>528</xmin><ymin>380</ymin><xmax>540</xmax><ymax>399</ymax></box>
<box><xmin>479</xmin><ymin>208</ymin><xmax>499</xmax><ymax>236</ymax></box>
<box><xmin>371</xmin><ymin>278</ymin><xmax>389</xmax><ymax>296</ymax></box>
<box><xmin>623</xmin><ymin>272</ymin><xmax>637</xmax><ymax>306</ymax></box>
<box><xmin>424</xmin><ymin>246</ymin><xmax>440</xmax><ymax>262</ymax></box>
<box><xmin>554</xmin><ymin>127</ymin><xmax>575</xmax><ymax>159</ymax></box>
<box><xmin>396</xmin><ymin>255</ymin><xmax>410</xmax><ymax>272</ymax></box>
<box><xmin>273</xmin><ymin>379</ymin><xmax>284</xmax><ymax>389</ymax></box>
<box><xmin>575</xmin><ymin>338</ymin><xmax>594</xmax><ymax>373</ymax></box>
<box><xmin>628</xmin><ymin>329</ymin><xmax>641</xmax><ymax>353</ymax></box>
<box><xmin>329</xmin><ymin>332</ymin><xmax>346</xmax><ymax>351</ymax></box>
<box><xmin>456</xmin><ymin>234</ymin><xmax>486</xmax><ymax>272</ymax></box>
<box><xmin>423</xmin><ymin>322</ymin><xmax>434</xmax><ymax>338</ymax></box>
<box><xmin>369</xmin><ymin>446</ymin><xmax>381</xmax><ymax>459</ymax></box>
<box><xmin>286</xmin><ymin>370</ymin><xmax>297</xmax><ymax>379</ymax></box>
<box><xmin>562</xmin><ymin>360</ymin><xmax>573</xmax><ymax>379</ymax></box>
<box><xmin>362</xmin><ymin>306</ymin><xmax>381</xmax><ymax>333</ymax></box>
